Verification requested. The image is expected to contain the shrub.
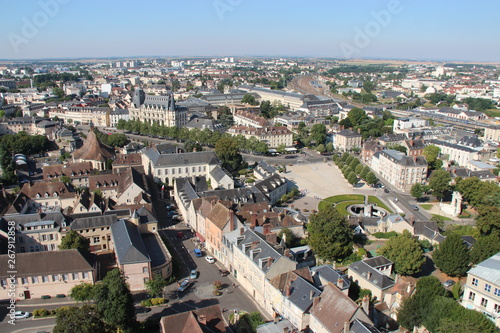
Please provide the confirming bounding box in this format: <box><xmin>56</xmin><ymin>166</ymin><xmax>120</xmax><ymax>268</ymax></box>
<box><xmin>150</xmin><ymin>297</ymin><xmax>165</xmax><ymax>306</ymax></box>
<box><xmin>55</xmin><ymin>306</ymin><xmax>71</xmax><ymax>315</ymax></box>
<box><xmin>33</xmin><ymin>308</ymin><xmax>50</xmax><ymax>317</ymax></box>
<box><xmin>141</xmin><ymin>299</ymin><xmax>153</xmax><ymax>307</ymax></box>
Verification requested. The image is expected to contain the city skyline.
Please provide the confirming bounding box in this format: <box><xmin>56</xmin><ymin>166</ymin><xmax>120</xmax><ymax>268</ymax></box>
<box><xmin>1</xmin><ymin>0</ymin><xmax>500</xmax><ymax>62</ymax></box>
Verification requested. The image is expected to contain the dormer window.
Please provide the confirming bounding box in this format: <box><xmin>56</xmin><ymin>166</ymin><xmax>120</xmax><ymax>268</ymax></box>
<box><xmin>53</xmin><ymin>192</ymin><xmax>58</xmax><ymax>197</ymax></box>
<box><xmin>44</xmin><ymin>193</ymin><xmax>49</xmax><ymax>198</ymax></box>
<box><xmin>78</xmin><ymin>171</ymin><xmax>82</xmax><ymax>175</ymax></box>
<box><xmin>48</xmin><ymin>174</ymin><xmax>52</xmax><ymax>179</ymax></box>
<box><xmin>36</xmin><ymin>193</ymin><xmax>41</xmax><ymax>198</ymax></box>
<box><xmin>96</xmin><ymin>183</ymin><xmax>100</xmax><ymax>188</ymax></box>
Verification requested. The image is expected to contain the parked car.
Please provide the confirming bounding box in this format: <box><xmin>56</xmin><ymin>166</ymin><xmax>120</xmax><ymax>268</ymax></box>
<box><xmin>443</xmin><ymin>279</ymin><xmax>455</xmax><ymax>288</ymax></box>
<box><xmin>13</xmin><ymin>311</ymin><xmax>31</xmax><ymax>319</ymax></box>
<box><xmin>218</xmin><ymin>269</ymin><xmax>230</xmax><ymax>277</ymax></box>
<box><xmin>411</xmin><ymin>204</ymin><xmax>419</xmax><ymax>211</ymax></box>
<box><xmin>134</xmin><ymin>306</ymin><xmax>151</xmax><ymax>314</ymax></box>
<box><xmin>189</xmin><ymin>270</ymin><xmax>198</xmax><ymax>279</ymax></box>
<box><xmin>384</xmin><ymin>188</ymin><xmax>389</xmax><ymax>193</ymax></box>
<box><xmin>194</xmin><ymin>248</ymin><xmax>203</xmax><ymax>257</ymax></box>
<box><xmin>167</xmin><ymin>211</ymin><xmax>176</xmax><ymax>217</ymax></box>
<box><xmin>205</xmin><ymin>256</ymin><xmax>215</xmax><ymax>264</ymax></box>
<box><xmin>178</xmin><ymin>278</ymin><xmax>191</xmax><ymax>292</ymax></box>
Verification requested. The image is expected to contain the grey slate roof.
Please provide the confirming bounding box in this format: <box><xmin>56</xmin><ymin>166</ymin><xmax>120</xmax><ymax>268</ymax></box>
<box><xmin>429</xmin><ymin>139</ymin><xmax>478</xmax><ymax>153</ymax></box>
<box><xmin>71</xmin><ymin>214</ymin><xmax>117</xmax><ymax>230</ymax></box>
<box><xmin>310</xmin><ymin>265</ymin><xmax>350</xmax><ymax>290</ymax></box>
<box><xmin>363</xmin><ymin>256</ymin><xmax>393</xmax><ymax>269</ymax></box>
<box><xmin>199</xmin><ymin>186</ymin><xmax>268</xmax><ymax>204</ymax></box>
<box><xmin>111</xmin><ymin>220</ymin><xmax>150</xmax><ymax>265</ymax></box>
<box><xmin>349</xmin><ymin>319</ymin><xmax>381</xmax><ymax>333</ymax></box>
<box><xmin>349</xmin><ymin>260</ymin><xmax>394</xmax><ymax>290</ymax></box>
<box><xmin>468</xmin><ymin>252</ymin><xmax>500</xmax><ymax>285</ymax></box>
<box><xmin>236</xmin><ymin>228</ymin><xmax>288</xmax><ymax>274</ymax></box>
<box><xmin>380</xmin><ymin>150</ymin><xmax>427</xmax><ymax>166</ymax></box>
<box><xmin>287</xmin><ymin>275</ymin><xmax>322</xmax><ymax>312</ymax></box>
<box><xmin>209</xmin><ymin>165</ymin><xmax>232</xmax><ymax>183</ymax></box>
<box><xmin>144</xmin><ymin>149</ymin><xmax>218</xmax><ymax>167</ymax></box>
<box><xmin>142</xmin><ymin>233</ymin><xmax>167</xmax><ymax>268</ymax></box>
<box><xmin>4</xmin><ymin>211</ymin><xmax>67</xmax><ymax>230</ymax></box>
<box><xmin>135</xmin><ymin>206</ymin><xmax>157</xmax><ymax>225</ymax></box>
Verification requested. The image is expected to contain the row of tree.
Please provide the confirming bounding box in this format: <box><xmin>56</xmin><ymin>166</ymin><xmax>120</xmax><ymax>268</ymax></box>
<box><xmin>116</xmin><ymin>119</ymin><xmax>271</xmax><ymax>156</ymax></box>
<box><xmin>333</xmin><ymin>152</ymin><xmax>378</xmax><ymax>186</ymax></box>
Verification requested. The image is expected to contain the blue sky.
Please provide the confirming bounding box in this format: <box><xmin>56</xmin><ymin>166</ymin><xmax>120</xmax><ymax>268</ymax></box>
<box><xmin>1</xmin><ymin>0</ymin><xmax>499</xmax><ymax>62</ymax></box>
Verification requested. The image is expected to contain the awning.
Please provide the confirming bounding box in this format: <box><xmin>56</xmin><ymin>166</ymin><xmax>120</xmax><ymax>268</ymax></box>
<box><xmin>196</xmin><ymin>233</ymin><xmax>205</xmax><ymax>242</ymax></box>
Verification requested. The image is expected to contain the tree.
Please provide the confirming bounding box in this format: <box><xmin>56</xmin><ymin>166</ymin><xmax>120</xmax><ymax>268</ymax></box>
<box><xmin>410</xmin><ymin>183</ymin><xmax>424</xmax><ymax>201</ymax></box>
<box><xmin>94</xmin><ymin>269</ymin><xmax>136</xmax><ymax>331</ymax></box>
<box><xmin>278</xmin><ymin>228</ymin><xmax>296</xmax><ymax>247</ymax></box>
<box><xmin>347</xmin><ymin>171</ymin><xmax>357</xmax><ymax>185</ymax></box>
<box><xmin>429</xmin><ymin>169</ymin><xmax>451</xmax><ymax>200</ymax></box>
<box><xmin>433</xmin><ymin>233</ymin><xmax>470</xmax><ymax>277</ymax></box>
<box><xmin>423</xmin><ymin>145</ymin><xmax>441</xmax><ymax>170</ymax></box>
<box><xmin>364</xmin><ymin>171</ymin><xmax>378</xmax><ymax>186</ymax></box>
<box><xmin>53</xmin><ymin>305</ymin><xmax>109</xmax><ymax>333</ymax></box>
<box><xmin>69</xmin><ymin>282</ymin><xmax>95</xmax><ymax>302</ymax></box>
<box><xmin>359</xmin><ymin>166</ymin><xmax>370</xmax><ymax>180</ymax></box>
<box><xmin>184</xmin><ymin>140</ymin><xmax>203</xmax><ymax>153</ymax></box>
<box><xmin>379</xmin><ymin>230</ymin><xmax>425</xmax><ymax>275</ymax></box>
<box><xmin>315</xmin><ymin>144</ymin><xmax>325</xmax><ymax>154</ymax></box>
<box><xmin>325</xmin><ymin>142</ymin><xmax>334</xmax><ymax>153</ymax></box>
<box><xmin>470</xmin><ymin>234</ymin><xmax>500</xmax><ymax>264</ymax></box>
<box><xmin>215</xmin><ymin>136</ymin><xmax>243</xmax><ymax>172</ymax></box>
<box><xmin>107</xmin><ymin>133</ymin><xmax>130</xmax><ymax>148</ymax></box>
<box><xmin>475</xmin><ymin>204</ymin><xmax>500</xmax><ymax>236</ymax></box>
<box><xmin>307</xmin><ymin>206</ymin><xmax>353</xmax><ymax>261</ymax></box>
<box><xmin>59</xmin><ymin>230</ymin><xmax>90</xmax><ymax>252</ymax></box>
<box><xmin>277</xmin><ymin>143</ymin><xmax>286</xmax><ymax>154</ymax></box>
<box><xmin>145</xmin><ymin>274</ymin><xmax>167</xmax><ymax>298</ymax></box>
<box><xmin>354</xmin><ymin>164</ymin><xmax>363</xmax><ymax>175</ymax></box>
<box><xmin>309</xmin><ymin>123</ymin><xmax>327</xmax><ymax>145</ymax></box>
<box><xmin>241</xmin><ymin>94</ymin><xmax>258</xmax><ymax>105</ymax></box>
<box><xmin>347</xmin><ymin>107</ymin><xmax>367</xmax><ymax>126</ymax></box>
<box><xmin>391</xmin><ymin>144</ymin><xmax>407</xmax><ymax>155</ymax></box>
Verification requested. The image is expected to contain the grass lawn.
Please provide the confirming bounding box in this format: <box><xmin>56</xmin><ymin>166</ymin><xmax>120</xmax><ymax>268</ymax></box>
<box><xmin>335</xmin><ymin>201</ymin><xmax>365</xmax><ymax>215</ymax></box>
<box><xmin>432</xmin><ymin>214</ymin><xmax>453</xmax><ymax>221</ymax></box>
<box><xmin>420</xmin><ymin>204</ymin><xmax>433</xmax><ymax>210</ymax></box>
<box><xmin>318</xmin><ymin>195</ymin><xmax>365</xmax><ymax>211</ymax></box>
<box><xmin>367</xmin><ymin>196</ymin><xmax>393</xmax><ymax>213</ymax></box>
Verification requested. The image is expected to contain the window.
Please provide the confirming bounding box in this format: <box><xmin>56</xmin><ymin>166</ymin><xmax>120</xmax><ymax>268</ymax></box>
<box><xmin>472</xmin><ymin>278</ymin><xmax>478</xmax><ymax>286</ymax></box>
<box><xmin>494</xmin><ymin>304</ymin><xmax>500</xmax><ymax>313</ymax></box>
<box><xmin>62</xmin><ymin>274</ymin><xmax>68</xmax><ymax>281</ymax></box>
<box><xmin>93</xmin><ymin>237</ymin><xmax>100</xmax><ymax>243</ymax></box>
<box><xmin>143</xmin><ymin>267</ymin><xmax>148</xmax><ymax>273</ymax></box>
<box><xmin>21</xmin><ymin>277</ymin><xmax>28</xmax><ymax>285</ymax></box>
<box><xmin>53</xmin><ymin>274</ymin><xmax>59</xmax><ymax>282</ymax></box>
<box><xmin>143</xmin><ymin>277</ymin><xmax>149</xmax><ymax>284</ymax></box>
<box><xmin>83</xmin><ymin>272</ymin><xmax>89</xmax><ymax>279</ymax></box>
<box><xmin>481</xmin><ymin>298</ymin><xmax>488</xmax><ymax>307</ymax></box>
<box><xmin>485</xmin><ymin>284</ymin><xmax>492</xmax><ymax>293</ymax></box>
<box><xmin>495</xmin><ymin>288</ymin><xmax>500</xmax><ymax>297</ymax></box>
<box><xmin>32</xmin><ymin>276</ymin><xmax>39</xmax><ymax>284</ymax></box>
<box><xmin>20</xmin><ymin>247</ymin><xmax>25</xmax><ymax>253</ymax></box>
<box><xmin>42</xmin><ymin>275</ymin><xmax>49</xmax><ymax>283</ymax></box>
<box><xmin>18</xmin><ymin>237</ymin><xmax>23</xmax><ymax>244</ymax></box>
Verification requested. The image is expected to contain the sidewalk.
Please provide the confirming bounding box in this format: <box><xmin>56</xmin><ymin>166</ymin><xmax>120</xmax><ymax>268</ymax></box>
<box><xmin>9</xmin><ymin>297</ymin><xmax>78</xmax><ymax>308</ymax></box>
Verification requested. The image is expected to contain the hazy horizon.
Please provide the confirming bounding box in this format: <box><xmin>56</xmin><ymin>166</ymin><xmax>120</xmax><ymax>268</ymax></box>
<box><xmin>1</xmin><ymin>0</ymin><xmax>499</xmax><ymax>63</ymax></box>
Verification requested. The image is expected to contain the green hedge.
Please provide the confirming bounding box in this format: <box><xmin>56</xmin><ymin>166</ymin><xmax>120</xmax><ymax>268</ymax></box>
<box><xmin>372</xmin><ymin>231</ymin><xmax>398</xmax><ymax>239</ymax></box>
<box><xmin>141</xmin><ymin>297</ymin><xmax>166</xmax><ymax>307</ymax></box>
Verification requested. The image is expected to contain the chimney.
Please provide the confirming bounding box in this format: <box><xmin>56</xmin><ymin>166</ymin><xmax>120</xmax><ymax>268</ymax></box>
<box><xmin>362</xmin><ymin>295</ymin><xmax>370</xmax><ymax>316</ymax></box>
<box><xmin>198</xmin><ymin>314</ymin><xmax>206</xmax><ymax>325</ymax></box>
<box><xmin>309</xmin><ymin>290</ymin><xmax>314</xmax><ymax>300</ymax></box>
<box><xmin>263</xmin><ymin>223</ymin><xmax>271</xmax><ymax>235</ymax></box>
<box><xmin>367</xmin><ymin>272</ymin><xmax>372</xmax><ymax>280</ymax></box>
<box><xmin>407</xmin><ymin>283</ymin><xmax>412</xmax><ymax>294</ymax></box>
<box><xmin>312</xmin><ymin>296</ymin><xmax>320</xmax><ymax>309</ymax></box>
<box><xmin>229</xmin><ymin>209</ymin><xmax>235</xmax><ymax>231</ymax></box>
<box><xmin>337</xmin><ymin>278</ymin><xmax>344</xmax><ymax>289</ymax></box>
<box><xmin>286</xmin><ymin>285</ymin><xmax>292</xmax><ymax>297</ymax></box>
<box><xmin>240</xmin><ymin>227</ymin><xmax>244</xmax><ymax>235</ymax></box>
<box><xmin>344</xmin><ymin>321</ymin><xmax>350</xmax><ymax>333</ymax></box>
<box><xmin>250</xmin><ymin>213</ymin><xmax>258</xmax><ymax>227</ymax></box>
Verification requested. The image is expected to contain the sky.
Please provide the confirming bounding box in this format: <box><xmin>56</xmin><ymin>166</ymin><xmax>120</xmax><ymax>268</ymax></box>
<box><xmin>1</xmin><ymin>0</ymin><xmax>499</xmax><ymax>62</ymax></box>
